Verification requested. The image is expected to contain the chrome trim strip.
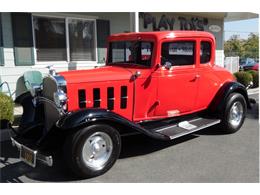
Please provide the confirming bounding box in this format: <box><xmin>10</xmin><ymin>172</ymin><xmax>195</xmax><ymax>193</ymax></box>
<box><xmin>169</xmin><ymin>120</ymin><xmax>221</xmax><ymax>140</ymax></box>
<box><xmin>155</xmin><ymin>117</ymin><xmax>202</xmax><ymax>132</ymax></box>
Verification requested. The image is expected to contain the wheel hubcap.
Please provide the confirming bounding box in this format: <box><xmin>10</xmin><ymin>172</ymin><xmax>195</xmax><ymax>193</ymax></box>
<box><xmin>229</xmin><ymin>101</ymin><xmax>244</xmax><ymax>127</ymax></box>
<box><xmin>82</xmin><ymin>132</ymin><xmax>113</xmax><ymax>171</ymax></box>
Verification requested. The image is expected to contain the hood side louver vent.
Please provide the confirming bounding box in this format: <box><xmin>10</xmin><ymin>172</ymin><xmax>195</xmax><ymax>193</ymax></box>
<box><xmin>78</xmin><ymin>89</ymin><xmax>86</xmax><ymax>108</ymax></box>
<box><xmin>120</xmin><ymin>86</ymin><xmax>128</xmax><ymax>109</ymax></box>
<box><xmin>93</xmin><ymin>88</ymin><xmax>101</xmax><ymax>108</ymax></box>
<box><xmin>107</xmin><ymin>87</ymin><xmax>114</xmax><ymax>110</ymax></box>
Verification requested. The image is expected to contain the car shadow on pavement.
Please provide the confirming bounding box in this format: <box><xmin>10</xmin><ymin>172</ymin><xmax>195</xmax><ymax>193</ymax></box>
<box><xmin>0</xmin><ymin>134</ymin><xmax>198</xmax><ymax>182</ymax></box>
<box><xmin>1</xmin><ymin>102</ymin><xmax>258</xmax><ymax>182</ymax></box>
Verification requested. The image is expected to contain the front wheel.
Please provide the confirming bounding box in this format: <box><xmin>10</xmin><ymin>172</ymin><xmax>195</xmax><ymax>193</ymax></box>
<box><xmin>219</xmin><ymin>93</ymin><xmax>247</xmax><ymax>133</ymax></box>
<box><xmin>64</xmin><ymin>124</ymin><xmax>121</xmax><ymax>178</ymax></box>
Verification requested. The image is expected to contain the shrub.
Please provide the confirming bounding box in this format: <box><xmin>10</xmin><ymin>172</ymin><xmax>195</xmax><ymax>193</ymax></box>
<box><xmin>233</xmin><ymin>71</ymin><xmax>253</xmax><ymax>87</ymax></box>
<box><xmin>0</xmin><ymin>92</ymin><xmax>14</xmax><ymax>123</ymax></box>
<box><xmin>246</xmin><ymin>70</ymin><xmax>259</xmax><ymax>88</ymax></box>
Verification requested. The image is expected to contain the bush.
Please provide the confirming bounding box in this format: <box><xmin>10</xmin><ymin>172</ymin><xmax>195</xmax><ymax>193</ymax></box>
<box><xmin>0</xmin><ymin>92</ymin><xmax>14</xmax><ymax>123</ymax></box>
<box><xmin>246</xmin><ymin>70</ymin><xmax>259</xmax><ymax>88</ymax></box>
<box><xmin>233</xmin><ymin>71</ymin><xmax>253</xmax><ymax>87</ymax></box>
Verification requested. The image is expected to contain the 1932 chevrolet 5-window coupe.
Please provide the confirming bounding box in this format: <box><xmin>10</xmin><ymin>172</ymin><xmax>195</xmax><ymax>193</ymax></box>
<box><xmin>11</xmin><ymin>31</ymin><xmax>252</xmax><ymax>178</ymax></box>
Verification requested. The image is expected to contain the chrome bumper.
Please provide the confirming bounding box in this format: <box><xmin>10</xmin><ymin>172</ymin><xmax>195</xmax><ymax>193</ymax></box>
<box><xmin>10</xmin><ymin>137</ymin><xmax>53</xmax><ymax>167</ymax></box>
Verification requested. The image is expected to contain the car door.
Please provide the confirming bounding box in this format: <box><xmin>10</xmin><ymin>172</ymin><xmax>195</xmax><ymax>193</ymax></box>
<box><xmin>155</xmin><ymin>39</ymin><xmax>199</xmax><ymax>117</ymax></box>
<box><xmin>195</xmin><ymin>38</ymin><xmax>221</xmax><ymax>110</ymax></box>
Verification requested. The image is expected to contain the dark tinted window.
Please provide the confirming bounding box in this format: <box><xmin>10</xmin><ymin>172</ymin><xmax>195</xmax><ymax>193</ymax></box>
<box><xmin>12</xmin><ymin>13</ymin><xmax>33</xmax><ymax>47</ymax></box>
<box><xmin>0</xmin><ymin>13</ymin><xmax>3</xmax><ymax>47</ymax></box>
<box><xmin>200</xmin><ymin>41</ymin><xmax>211</xmax><ymax>64</ymax></box>
<box><xmin>161</xmin><ymin>41</ymin><xmax>195</xmax><ymax>66</ymax></box>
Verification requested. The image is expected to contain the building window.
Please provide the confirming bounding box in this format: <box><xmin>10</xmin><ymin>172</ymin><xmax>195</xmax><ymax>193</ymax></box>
<box><xmin>161</xmin><ymin>41</ymin><xmax>195</xmax><ymax>66</ymax></box>
<box><xmin>34</xmin><ymin>16</ymin><xmax>67</xmax><ymax>61</ymax></box>
<box><xmin>68</xmin><ymin>19</ymin><xmax>96</xmax><ymax>61</ymax></box>
<box><xmin>33</xmin><ymin>15</ymin><xmax>97</xmax><ymax>62</ymax></box>
<box><xmin>200</xmin><ymin>41</ymin><xmax>211</xmax><ymax>64</ymax></box>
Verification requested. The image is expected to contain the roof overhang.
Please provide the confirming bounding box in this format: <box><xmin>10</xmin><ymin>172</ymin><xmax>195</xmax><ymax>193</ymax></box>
<box><xmin>175</xmin><ymin>12</ymin><xmax>258</xmax><ymax>22</ymax></box>
<box><xmin>224</xmin><ymin>12</ymin><xmax>258</xmax><ymax>22</ymax></box>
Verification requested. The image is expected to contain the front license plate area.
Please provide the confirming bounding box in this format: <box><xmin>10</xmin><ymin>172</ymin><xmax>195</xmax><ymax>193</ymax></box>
<box><xmin>20</xmin><ymin>145</ymin><xmax>37</xmax><ymax>167</ymax></box>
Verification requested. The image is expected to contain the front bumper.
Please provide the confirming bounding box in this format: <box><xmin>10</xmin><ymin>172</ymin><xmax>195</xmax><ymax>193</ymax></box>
<box><xmin>10</xmin><ymin>137</ymin><xmax>53</xmax><ymax>167</ymax></box>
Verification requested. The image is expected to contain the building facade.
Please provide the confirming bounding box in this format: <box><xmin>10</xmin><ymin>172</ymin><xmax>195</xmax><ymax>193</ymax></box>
<box><xmin>0</xmin><ymin>12</ymin><xmax>257</xmax><ymax>94</ymax></box>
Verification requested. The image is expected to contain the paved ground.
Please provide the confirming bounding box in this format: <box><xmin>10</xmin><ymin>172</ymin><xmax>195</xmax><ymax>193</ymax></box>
<box><xmin>0</xmin><ymin>94</ymin><xmax>258</xmax><ymax>183</ymax></box>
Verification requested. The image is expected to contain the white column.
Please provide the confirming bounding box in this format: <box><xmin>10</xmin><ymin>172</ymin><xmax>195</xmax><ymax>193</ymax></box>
<box><xmin>134</xmin><ymin>12</ymin><xmax>139</xmax><ymax>32</ymax></box>
<box><xmin>130</xmin><ymin>12</ymin><xmax>139</xmax><ymax>32</ymax></box>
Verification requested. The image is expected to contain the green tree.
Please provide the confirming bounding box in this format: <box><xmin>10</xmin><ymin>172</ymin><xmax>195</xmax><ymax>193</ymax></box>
<box><xmin>224</xmin><ymin>35</ymin><xmax>244</xmax><ymax>57</ymax></box>
<box><xmin>224</xmin><ymin>33</ymin><xmax>259</xmax><ymax>59</ymax></box>
<box><xmin>243</xmin><ymin>33</ymin><xmax>259</xmax><ymax>59</ymax></box>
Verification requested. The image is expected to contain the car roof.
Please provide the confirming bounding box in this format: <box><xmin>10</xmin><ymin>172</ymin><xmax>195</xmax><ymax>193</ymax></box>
<box><xmin>108</xmin><ymin>31</ymin><xmax>215</xmax><ymax>41</ymax></box>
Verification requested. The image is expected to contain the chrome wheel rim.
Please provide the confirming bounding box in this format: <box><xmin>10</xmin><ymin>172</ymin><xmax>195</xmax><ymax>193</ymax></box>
<box><xmin>229</xmin><ymin>101</ymin><xmax>244</xmax><ymax>127</ymax></box>
<box><xmin>82</xmin><ymin>132</ymin><xmax>113</xmax><ymax>171</ymax></box>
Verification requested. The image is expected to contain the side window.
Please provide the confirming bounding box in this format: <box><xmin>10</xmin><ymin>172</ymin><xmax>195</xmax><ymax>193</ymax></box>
<box><xmin>200</xmin><ymin>41</ymin><xmax>211</xmax><ymax>64</ymax></box>
<box><xmin>161</xmin><ymin>41</ymin><xmax>195</xmax><ymax>66</ymax></box>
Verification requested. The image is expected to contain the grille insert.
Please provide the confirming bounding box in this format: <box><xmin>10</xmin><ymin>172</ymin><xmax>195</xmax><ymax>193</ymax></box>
<box><xmin>107</xmin><ymin>87</ymin><xmax>114</xmax><ymax>110</ymax></box>
<box><xmin>78</xmin><ymin>89</ymin><xmax>86</xmax><ymax>108</ymax></box>
<box><xmin>120</xmin><ymin>86</ymin><xmax>127</xmax><ymax>109</ymax></box>
<box><xmin>93</xmin><ymin>88</ymin><xmax>101</xmax><ymax>108</ymax></box>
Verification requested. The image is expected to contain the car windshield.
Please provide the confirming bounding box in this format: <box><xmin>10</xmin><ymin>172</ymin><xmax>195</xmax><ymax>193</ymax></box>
<box><xmin>108</xmin><ymin>41</ymin><xmax>154</xmax><ymax>67</ymax></box>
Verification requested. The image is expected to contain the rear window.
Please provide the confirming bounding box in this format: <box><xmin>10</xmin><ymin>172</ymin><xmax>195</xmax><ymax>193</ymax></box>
<box><xmin>200</xmin><ymin>41</ymin><xmax>211</xmax><ymax>64</ymax></box>
<box><xmin>161</xmin><ymin>41</ymin><xmax>195</xmax><ymax>66</ymax></box>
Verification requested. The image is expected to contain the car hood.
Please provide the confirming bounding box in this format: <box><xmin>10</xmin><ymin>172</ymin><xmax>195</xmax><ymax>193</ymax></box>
<box><xmin>59</xmin><ymin>66</ymin><xmax>133</xmax><ymax>84</ymax></box>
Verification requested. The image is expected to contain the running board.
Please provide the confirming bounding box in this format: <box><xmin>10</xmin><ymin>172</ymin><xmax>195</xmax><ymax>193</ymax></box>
<box><xmin>152</xmin><ymin>118</ymin><xmax>221</xmax><ymax>140</ymax></box>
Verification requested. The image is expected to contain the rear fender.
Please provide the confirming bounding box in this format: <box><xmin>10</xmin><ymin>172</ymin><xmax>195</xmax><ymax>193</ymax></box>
<box><xmin>208</xmin><ymin>81</ymin><xmax>251</xmax><ymax>115</ymax></box>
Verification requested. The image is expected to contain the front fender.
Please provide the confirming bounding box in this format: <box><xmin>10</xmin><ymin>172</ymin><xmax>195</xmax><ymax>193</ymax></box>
<box><xmin>56</xmin><ymin>108</ymin><xmax>168</xmax><ymax>140</ymax></box>
<box><xmin>209</xmin><ymin>81</ymin><xmax>251</xmax><ymax>114</ymax></box>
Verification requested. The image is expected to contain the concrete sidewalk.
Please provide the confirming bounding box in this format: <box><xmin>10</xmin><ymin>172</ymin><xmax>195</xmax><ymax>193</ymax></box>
<box><xmin>248</xmin><ymin>87</ymin><xmax>259</xmax><ymax>95</ymax></box>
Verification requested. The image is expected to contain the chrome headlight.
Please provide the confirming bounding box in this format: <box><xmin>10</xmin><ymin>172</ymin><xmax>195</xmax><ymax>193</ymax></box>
<box><xmin>53</xmin><ymin>89</ymin><xmax>67</xmax><ymax>109</ymax></box>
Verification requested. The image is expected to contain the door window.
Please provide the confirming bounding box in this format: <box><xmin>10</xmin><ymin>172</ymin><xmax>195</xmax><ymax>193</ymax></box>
<box><xmin>161</xmin><ymin>41</ymin><xmax>195</xmax><ymax>66</ymax></box>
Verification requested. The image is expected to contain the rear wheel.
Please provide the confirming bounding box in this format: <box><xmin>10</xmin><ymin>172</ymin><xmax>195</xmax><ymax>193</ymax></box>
<box><xmin>219</xmin><ymin>93</ymin><xmax>247</xmax><ymax>133</ymax></box>
<box><xmin>64</xmin><ymin>124</ymin><xmax>121</xmax><ymax>178</ymax></box>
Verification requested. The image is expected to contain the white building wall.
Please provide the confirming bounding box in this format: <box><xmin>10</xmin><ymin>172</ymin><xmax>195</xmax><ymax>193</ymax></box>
<box><xmin>0</xmin><ymin>12</ymin><xmax>131</xmax><ymax>94</ymax></box>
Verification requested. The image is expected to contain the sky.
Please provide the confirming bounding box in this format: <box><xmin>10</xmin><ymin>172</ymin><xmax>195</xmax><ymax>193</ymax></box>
<box><xmin>224</xmin><ymin>18</ymin><xmax>259</xmax><ymax>40</ymax></box>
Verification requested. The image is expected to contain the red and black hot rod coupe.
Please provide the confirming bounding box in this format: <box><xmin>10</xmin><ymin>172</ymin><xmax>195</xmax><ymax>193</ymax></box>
<box><xmin>11</xmin><ymin>31</ymin><xmax>252</xmax><ymax>178</ymax></box>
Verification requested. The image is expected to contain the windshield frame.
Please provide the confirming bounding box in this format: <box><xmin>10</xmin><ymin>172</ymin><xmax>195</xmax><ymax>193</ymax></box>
<box><xmin>107</xmin><ymin>40</ymin><xmax>155</xmax><ymax>68</ymax></box>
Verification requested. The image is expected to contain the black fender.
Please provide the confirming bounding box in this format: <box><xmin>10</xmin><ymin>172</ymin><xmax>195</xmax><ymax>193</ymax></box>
<box><xmin>208</xmin><ymin>81</ymin><xmax>251</xmax><ymax>115</ymax></box>
<box><xmin>56</xmin><ymin>108</ymin><xmax>168</xmax><ymax>140</ymax></box>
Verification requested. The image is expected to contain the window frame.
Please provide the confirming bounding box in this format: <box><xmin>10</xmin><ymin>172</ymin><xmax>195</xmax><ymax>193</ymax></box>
<box><xmin>160</xmin><ymin>39</ymin><xmax>197</xmax><ymax>67</ymax></box>
<box><xmin>32</xmin><ymin>14</ymin><xmax>98</xmax><ymax>65</ymax></box>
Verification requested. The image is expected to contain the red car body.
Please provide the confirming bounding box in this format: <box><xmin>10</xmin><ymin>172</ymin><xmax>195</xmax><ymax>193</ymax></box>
<box><xmin>60</xmin><ymin>31</ymin><xmax>234</xmax><ymax>122</ymax></box>
<box><xmin>252</xmin><ymin>63</ymin><xmax>259</xmax><ymax>71</ymax></box>
<box><xmin>12</xmin><ymin>31</ymin><xmax>251</xmax><ymax>178</ymax></box>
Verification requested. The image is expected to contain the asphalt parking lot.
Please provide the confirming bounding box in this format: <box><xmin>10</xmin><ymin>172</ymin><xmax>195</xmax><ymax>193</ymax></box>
<box><xmin>0</xmin><ymin>93</ymin><xmax>259</xmax><ymax>183</ymax></box>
